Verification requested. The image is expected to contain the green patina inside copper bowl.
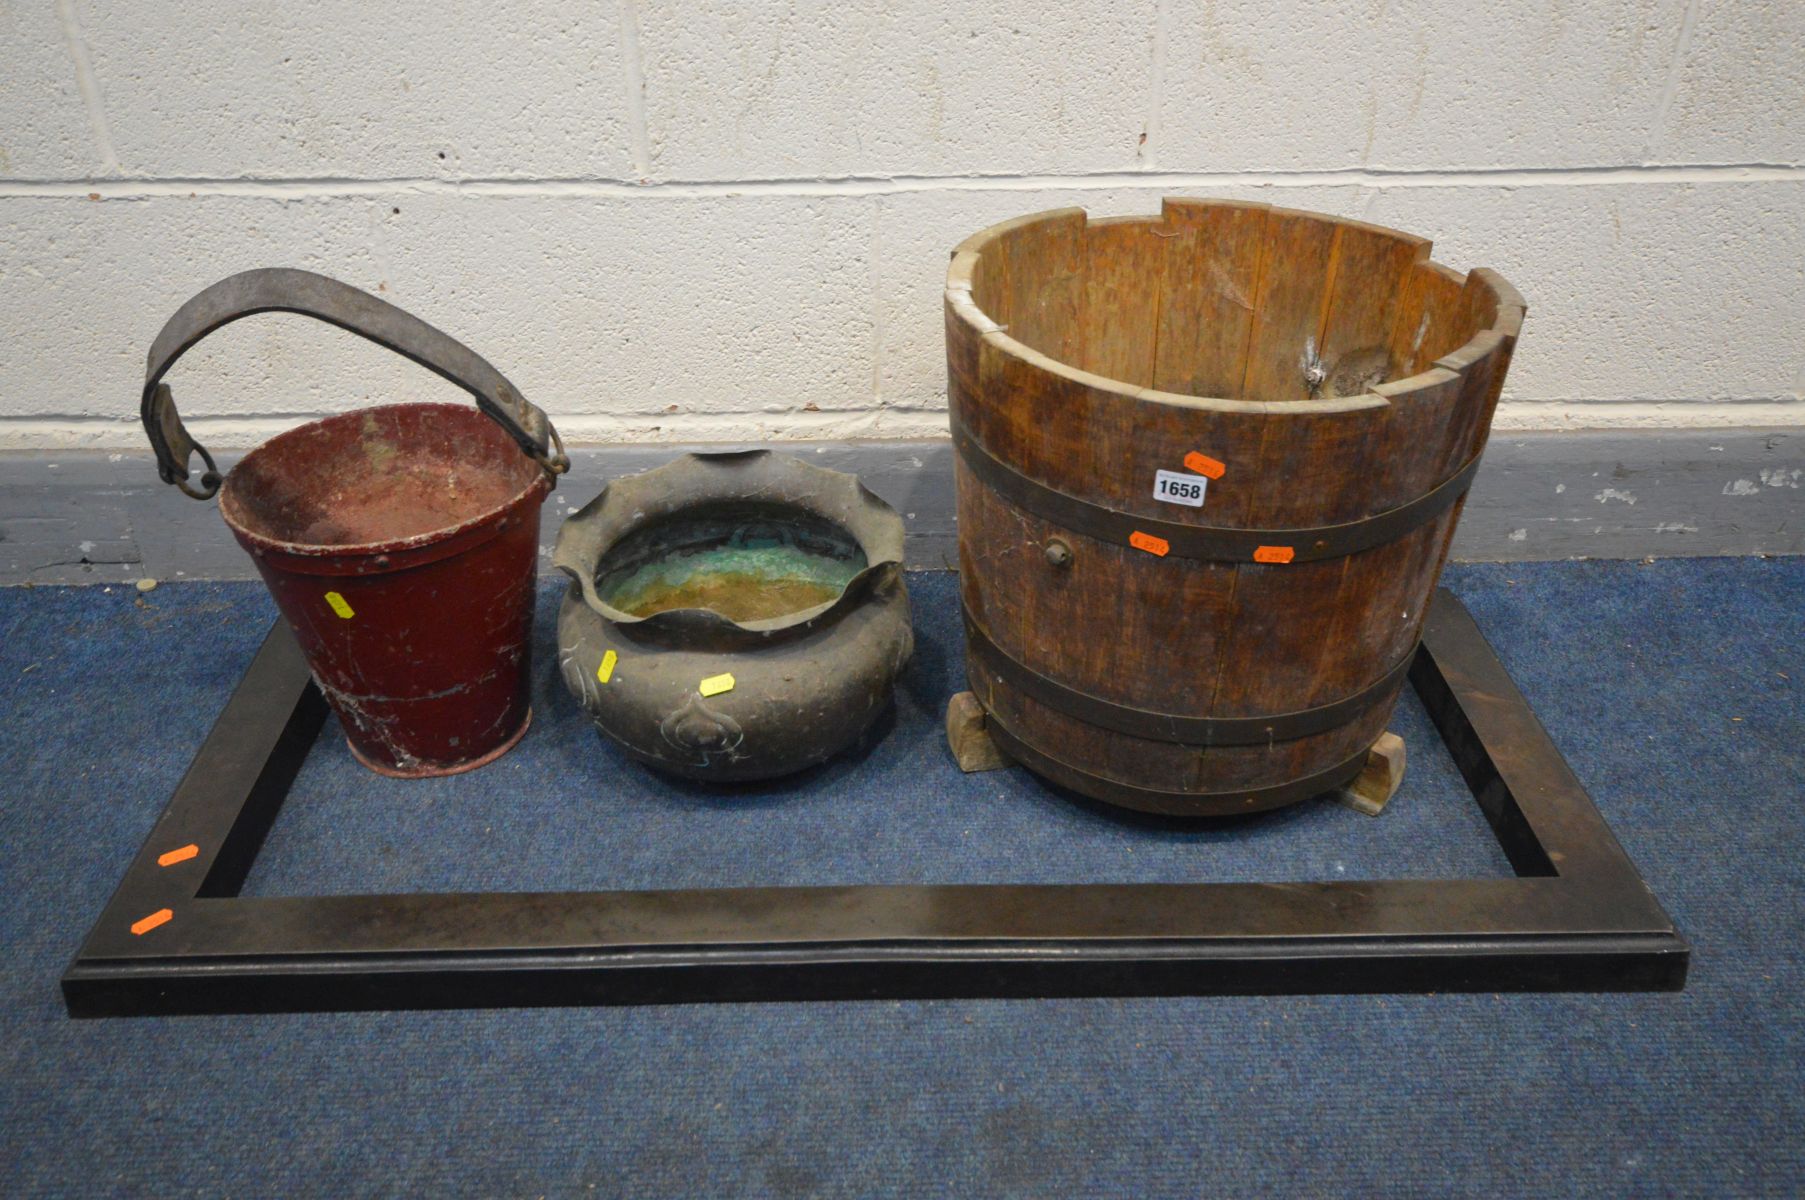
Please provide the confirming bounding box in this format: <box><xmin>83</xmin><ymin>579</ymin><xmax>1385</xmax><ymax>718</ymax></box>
<box><xmin>594</xmin><ymin>503</ymin><xmax>868</xmax><ymax>623</ymax></box>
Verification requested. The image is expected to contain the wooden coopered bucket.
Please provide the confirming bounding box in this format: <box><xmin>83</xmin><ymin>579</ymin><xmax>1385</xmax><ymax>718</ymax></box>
<box><xmin>945</xmin><ymin>198</ymin><xmax>1525</xmax><ymax>816</ymax></box>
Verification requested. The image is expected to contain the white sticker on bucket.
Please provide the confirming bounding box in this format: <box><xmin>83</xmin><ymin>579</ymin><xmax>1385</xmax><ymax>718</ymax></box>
<box><xmin>1152</xmin><ymin>469</ymin><xmax>1208</xmax><ymax>508</ymax></box>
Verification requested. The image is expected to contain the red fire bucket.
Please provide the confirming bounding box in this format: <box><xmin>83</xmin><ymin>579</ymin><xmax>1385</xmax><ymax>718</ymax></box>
<box><xmin>139</xmin><ymin>269</ymin><xmax>568</xmax><ymax>776</ymax></box>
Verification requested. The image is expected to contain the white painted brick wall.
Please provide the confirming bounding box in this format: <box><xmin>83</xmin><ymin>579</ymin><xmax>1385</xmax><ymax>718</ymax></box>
<box><xmin>80</xmin><ymin>1</ymin><xmax>637</xmax><ymax>179</ymax></box>
<box><xmin>3</xmin><ymin>2</ymin><xmax>104</xmax><ymax>177</ymax></box>
<box><xmin>639</xmin><ymin>1</ymin><xmax>1157</xmax><ymax>178</ymax></box>
<box><xmin>1156</xmin><ymin>0</ymin><xmax>1692</xmax><ymax>170</ymax></box>
<box><xmin>1</xmin><ymin>0</ymin><xmax>1801</xmax><ymax>450</ymax></box>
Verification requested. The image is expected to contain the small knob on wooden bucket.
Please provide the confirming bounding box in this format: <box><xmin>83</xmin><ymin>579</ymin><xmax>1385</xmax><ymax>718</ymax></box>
<box><xmin>1044</xmin><ymin>539</ymin><xmax>1073</xmax><ymax>568</ymax></box>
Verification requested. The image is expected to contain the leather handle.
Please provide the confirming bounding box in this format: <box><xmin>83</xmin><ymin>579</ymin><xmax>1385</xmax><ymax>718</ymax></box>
<box><xmin>140</xmin><ymin>268</ymin><xmax>567</xmax><ymax>499</ymax></box>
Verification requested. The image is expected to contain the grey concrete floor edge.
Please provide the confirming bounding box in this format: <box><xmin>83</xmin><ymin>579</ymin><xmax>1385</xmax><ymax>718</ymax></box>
<box><xmin>2</xmin><ymin>427</ymin><xmax>1801</xmax><ymax>585</ymax></box>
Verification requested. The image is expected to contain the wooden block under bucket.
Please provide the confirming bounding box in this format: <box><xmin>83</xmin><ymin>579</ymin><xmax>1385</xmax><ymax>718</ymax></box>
<box><xmin>946</xmin><ymin>691</ymin><xmax>1012</xmax><ymax>773</ymax></box>
<box><xmin>1336</xmin><ymin>732</ymin><xmax>1407</xmax><ymax>817</ymax></box>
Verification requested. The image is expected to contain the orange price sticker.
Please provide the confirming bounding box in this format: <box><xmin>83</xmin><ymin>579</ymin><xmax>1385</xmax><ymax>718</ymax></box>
<box><xmin>157</xmin><ymin>843</ymin><xmax>200</xmax><ymax>867</ymax></box>
<box><xmin>1253</xmin><ymin>545</ymin><xmax>1295</xmax><ymax>564</ymax></box>
<box><xmin>1129</xmin><ymin>531</ymin><xmax>1170</xmax><ymax>557</ymax></box>
<box><xmin>131</xmin><ymin>908</ymin><xmax>174</xmax><ymax>936</ymax></box>
<box><xmin>1183</xmin><ymin>452</ymin><xmax>1226</xmax><ymax>480</ymax></box>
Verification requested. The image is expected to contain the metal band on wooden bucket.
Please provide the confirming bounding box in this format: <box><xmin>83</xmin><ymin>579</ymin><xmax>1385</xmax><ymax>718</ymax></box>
<box><xmin>951</xmin><ymin>419</ymin><xmax>1481</xmax><ymax>565</ymax></box>
<box><xmin>964</xmin><ymin>609</ymin><xmax>1414</xmax><ymax>747</ymax></box>
<box><xmin>978</xmin><ymin>710</ymin><xmax>1373</xmax><ymax>818</ymax></box>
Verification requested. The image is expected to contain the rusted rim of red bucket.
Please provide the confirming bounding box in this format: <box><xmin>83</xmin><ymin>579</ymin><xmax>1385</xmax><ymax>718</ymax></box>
<box><xmin>218</xmin><ymin>402</ymin><xmax>554</xmax><ymax>578</ymax></box>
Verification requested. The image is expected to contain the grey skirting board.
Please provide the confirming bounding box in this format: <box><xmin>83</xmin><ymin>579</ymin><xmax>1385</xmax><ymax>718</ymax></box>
<box><xmin>2</xmin><ymin>428</ymin><xmax>1800</xmax><ymax>585</ymax></box>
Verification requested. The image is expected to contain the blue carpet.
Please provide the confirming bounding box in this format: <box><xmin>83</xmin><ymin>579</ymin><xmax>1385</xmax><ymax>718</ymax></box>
<box><xmin>1</xmin><ymin>559</ymin><xmax>1800</xmax><ymax>1197</ymax></box>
